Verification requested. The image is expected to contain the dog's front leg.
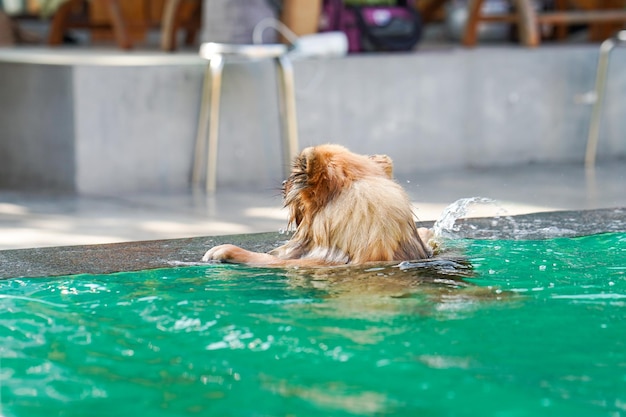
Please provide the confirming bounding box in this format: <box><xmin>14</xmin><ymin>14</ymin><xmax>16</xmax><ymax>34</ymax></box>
<box><xmin>202</xmin><ymin>244</ymin><xmax>281</xmax><ymax>266</ymax></box>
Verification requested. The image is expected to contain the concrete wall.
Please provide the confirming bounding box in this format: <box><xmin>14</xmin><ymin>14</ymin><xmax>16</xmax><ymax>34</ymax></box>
<box><xmin>0</xmin><ymin>62</ymin><xmax>75</xmax><ymax>190</ymax></box>
<box><xmin>293</xmin><ymin>47</ymin><xmax>625</xmax><ymax>178</ymax></box>
<box><xmin>73</xmin><ymin>64</ymin><xmax>204</xmax><ymax>193</ymax></box>
<box><xmin>0</xmin><ymin>46</ymin><xmax>624</xmax><ymax>194</ymax></box>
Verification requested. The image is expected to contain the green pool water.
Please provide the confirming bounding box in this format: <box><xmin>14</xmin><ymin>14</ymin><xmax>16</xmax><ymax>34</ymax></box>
<box><xmin>1</xmin><ymin>233</ymin><xmax>625</xmax><ymax>417</ymax></box>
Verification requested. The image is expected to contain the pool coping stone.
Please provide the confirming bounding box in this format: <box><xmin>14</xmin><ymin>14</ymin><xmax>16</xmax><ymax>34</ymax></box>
<box><xmin>1</xmin><ymin>208</ymin><xmax>624</xmax><ymax>279</ymax></box>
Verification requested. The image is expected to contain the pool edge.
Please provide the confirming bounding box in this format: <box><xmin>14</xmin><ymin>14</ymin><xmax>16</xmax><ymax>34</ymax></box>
<box><xmin>1</xmin><ymin>208</ymin><xmax>624</xmax><ymax>279</ymax></box>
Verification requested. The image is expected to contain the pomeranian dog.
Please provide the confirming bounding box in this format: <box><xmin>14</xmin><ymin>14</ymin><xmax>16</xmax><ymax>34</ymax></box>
<box><xmin>202</xmin><ymin>144</ymin><xmax>433</xmax><ymax>267</ymax></box>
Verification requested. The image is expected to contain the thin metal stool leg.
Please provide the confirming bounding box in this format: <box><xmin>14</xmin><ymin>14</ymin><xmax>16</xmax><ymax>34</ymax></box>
<box><xmin>196</xmin><ymin>42</ymin><xmax>292</xmax><ymax>190</ymax></box>
<box><xmin>192</xmin><ymin>62</ymin><xmax>213</xmax><ymax>188</ymax></box>
<box><xmin>585</xmin><ymin>38</ymin><xmax>616</xmax><ymax>171</ymax></box>
<box><xmin>585</xmin><ymin>30</ymin><xmax>626</xmax><ymax>171</ymax></box>
<box><xmin>205</xmin><ymin>54</ymin><xmax>224</xmax><ymax>193</ymax></box>
<box><xmin>275</xmin><ymin>55</ymin><xmax>299</xmax><ymax>178</ymax></box>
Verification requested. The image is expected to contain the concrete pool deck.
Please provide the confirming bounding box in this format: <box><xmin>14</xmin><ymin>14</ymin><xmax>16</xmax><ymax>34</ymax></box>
<box><xmin>1</xmin><ymin>206</ymin><xmax>624</xmax><ymax>280</ymax></box>
<box><xmin>1</xmin><ymin>159</ymin><xmax>625</xmax><ymax>278</ymax></box>
<box><xmin>1</xmin><ymin>159</ymin><xmax>625</xmax><ymax>250</ymax></box>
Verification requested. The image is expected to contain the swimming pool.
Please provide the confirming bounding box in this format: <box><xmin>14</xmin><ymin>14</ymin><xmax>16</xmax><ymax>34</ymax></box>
<box><xmin>1</xmin><ymin>209</ymin><xmax>625</xmax><ymax>416</ymax></box>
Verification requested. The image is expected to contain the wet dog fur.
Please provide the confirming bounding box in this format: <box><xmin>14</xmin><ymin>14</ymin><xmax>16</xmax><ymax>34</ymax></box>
<box><xmin>202</xmin><ymin>144</ymin><xmax>433</xmax><ymax>267</ymax></box>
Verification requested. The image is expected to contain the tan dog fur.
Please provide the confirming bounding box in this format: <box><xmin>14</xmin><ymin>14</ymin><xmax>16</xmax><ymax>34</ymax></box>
<box><xmin>202</xmin><ymin>144</ymin><xmax>433</xmax><ymax>267</ymax></box>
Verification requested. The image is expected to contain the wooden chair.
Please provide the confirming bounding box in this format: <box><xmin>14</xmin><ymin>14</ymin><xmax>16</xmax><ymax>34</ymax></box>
<box><xmin>48</xmin><ymin>0</ymin><xmax>132</xmax><ymax>49</ymax></box>
<box><xmin>462</xmin><ymin>0</ymin><xmax>626</xmax><ymax>47</ymax></box>
<box><xmin>417</xmin><ymin>0</ymin><xmax>451</xmax><ymax>24</ymax></box>
<box><xmin>160</xmin><ymin>0</ymin><xmax>202</xmax><ymax>52</ymax></box>
<box><xmin>47</xmin><ymin>0</ymin><xmax>201</xmax><ymax>51</ymax></box>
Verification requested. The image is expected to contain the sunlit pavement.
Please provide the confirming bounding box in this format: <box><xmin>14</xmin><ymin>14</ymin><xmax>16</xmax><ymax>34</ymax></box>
<box><xmin>0</xmin><ymin>160</ymin><xmax>624</xmax><ymax>250</ymax></box>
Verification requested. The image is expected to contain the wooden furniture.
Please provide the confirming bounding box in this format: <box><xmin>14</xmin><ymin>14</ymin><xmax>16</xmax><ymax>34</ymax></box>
<box><xmin>280</xmin><ymin>0</ymin><xmax>322</xmax><ymax>36</ymax></box>
<box><xmin>462</xmin><ymin>0</ymin><xmax>626</xmax><ymax>47</ymax></box>
<box><xmin>417</xmin><ymin>0</ymin><xmax>451</xmax><ymax>23</ymax></box>
<box><xmin>160</xmin><ymin>0</ymin><xmax>202</xmax><ymax>51</ymax></box>
<box><xmin>567</xmin><ymin>0</ymin><xmax>626</xmax><ymax>41</ymax></box>
<box><xmin>47</xmin><ymin>0</ymin><xmax>201</xmax><ymax>50</ymax></box>
<box><xmin>48</xmin><ymin>0</ymin><xmax>131</xmax><ymax>49</ymax></box>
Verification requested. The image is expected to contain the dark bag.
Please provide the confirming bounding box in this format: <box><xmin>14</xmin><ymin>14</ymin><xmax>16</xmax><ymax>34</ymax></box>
<box><xmin>321</xmin><ymin>0</ymin><xmax>422</xmax><ymax>53</ymax></box>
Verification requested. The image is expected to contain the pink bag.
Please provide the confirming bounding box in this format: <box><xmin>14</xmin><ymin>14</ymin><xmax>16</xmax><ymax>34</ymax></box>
<box><xmin>320</xmin><ymin>0</ymin><xmax>422</xmax><ymax>53</ymax></box>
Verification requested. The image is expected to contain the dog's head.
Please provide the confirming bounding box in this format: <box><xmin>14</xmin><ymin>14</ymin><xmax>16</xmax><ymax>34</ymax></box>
<box><xmin>282</xmin><ymin>144</ymin><xmax>394</xmax><ymax>228</ymax></box>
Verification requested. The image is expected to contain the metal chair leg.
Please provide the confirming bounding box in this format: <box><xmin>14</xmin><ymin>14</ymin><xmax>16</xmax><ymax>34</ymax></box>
<box><xmin>205</xmin><ymin>54</ymin><xmax>224</xmax><ymax>193</ymax></box>
<box><xmin>192</xmin><ymin>61</ymin><xmax>213</xmax><ymax>188</ymax></box>
<box><xmin>194</xmin><ymin>43</ymin><xmax>293</xmax><ymax>191</ymax></box>
<box><xmin>585</xmin><ymin>30</ymin><xmax>626</xmax><ymax>171</ymax></box>
<box><xmin>275</xmin><ymin>55</ymin><xmax>299</xmax><ymax>178</ymax></box>
<box><xmin>192</xmin><ymin>54</ymin><xmax>224</xmax><ymax>193</ymax></box>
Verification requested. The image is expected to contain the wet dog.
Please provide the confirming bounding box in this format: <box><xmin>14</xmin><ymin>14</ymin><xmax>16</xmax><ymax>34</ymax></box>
<box><xmin>202</xmin><ymin>144</ymin><xmax>433</xmax><ymax>267</ymax></box>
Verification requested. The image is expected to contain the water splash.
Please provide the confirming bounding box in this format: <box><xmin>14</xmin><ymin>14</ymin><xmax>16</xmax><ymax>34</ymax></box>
<box><xmin>433</xmin><ymin>197</ymin><xmax>496</xmax><ymax>238</ymax></box>
<box><xmin>432</xmin><ymin>197</ymin><xmax>518</xmax><ymax>241</ymax></box>
<box><xmin>278</xmin><ymin>226</ymin><xmax>296</xmax><ymax>236</ymax></box>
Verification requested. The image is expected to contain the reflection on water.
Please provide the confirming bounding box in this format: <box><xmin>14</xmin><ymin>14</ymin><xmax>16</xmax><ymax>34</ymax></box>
<box><xmin>260</xmin><ymin>374</ymin><xmax>394</xmax><ymax>415</ymax></box>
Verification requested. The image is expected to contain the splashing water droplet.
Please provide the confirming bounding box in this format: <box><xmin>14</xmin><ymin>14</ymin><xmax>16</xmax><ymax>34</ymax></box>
<box><xmin>429</xmin><ymin>196</ymin><xmax>524</xmax><ymax>243</ymax></box>
<box><xmin>432</xmin><ymin>198</ymin><xmax>522</xmax><ymax>241</ymax></box>
<box><xmin>432</xmin><ymin>197</ymin><xmax>496</xmax><ymax>237</ymax></box>
<box><xmin>278</xmin><ymin>227</ymin><xmax>295</xmax><ymax>236</ymax></box>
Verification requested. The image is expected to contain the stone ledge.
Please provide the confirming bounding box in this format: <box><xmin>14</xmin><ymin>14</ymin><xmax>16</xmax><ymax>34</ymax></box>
<box><xmin>1</xmin><ymin>208</ymin><xmax>624</xmax><ymax>279</ymax></box>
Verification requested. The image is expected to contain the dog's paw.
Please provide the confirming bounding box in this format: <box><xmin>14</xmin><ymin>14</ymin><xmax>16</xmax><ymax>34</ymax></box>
<box><xmin>202</xmin><ymin>244</ymin><xmax>239</xmax><ymax>262</ymax></box>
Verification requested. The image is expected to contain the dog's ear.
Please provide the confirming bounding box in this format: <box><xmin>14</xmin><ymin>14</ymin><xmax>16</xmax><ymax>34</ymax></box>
<box><xmin>288</xmin><ymin>147</ymin><xmax>315</xmax><ymax>183</ymax></box>
<box><xmin>299</xmin><ymin>146</ymin><xmax>317</xmax><ymax>176</ymax></box>
<box><xmin>298</xmin><ymin>146</ymin><xmax>332</xmax><ymax>184</ymax></box>
<box><xmin>295</xmin><ymin>146</ymin><xmax>343</xmax><ymax>208</ymax></box>
<box><xmin>369</xmin><ymin>154</ymin><xmax>394</xmax><ymax>178</ymax></box>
